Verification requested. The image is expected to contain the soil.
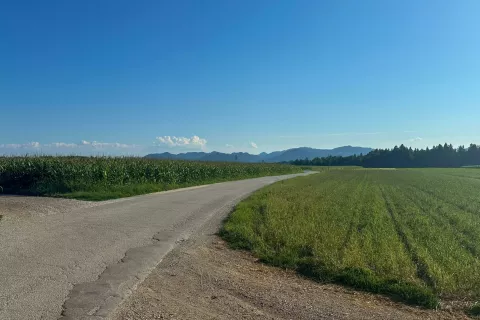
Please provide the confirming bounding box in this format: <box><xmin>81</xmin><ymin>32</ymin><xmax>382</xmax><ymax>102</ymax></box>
<box><xmin>112</xmin><ymin>231</ymin><xmax>468</xmax><ymax>320</ymax></box>
<box><xmin>0</xmin><ymin>195</ymin><xmax>96</xmax><ymax>219</ymax></box>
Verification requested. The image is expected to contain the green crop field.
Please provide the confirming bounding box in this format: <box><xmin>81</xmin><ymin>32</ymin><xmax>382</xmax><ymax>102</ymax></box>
<box><xmin>221</xmin><ymin>168</ymin><xmax>480</xmax><ymax>310</ymax></box>
<box><xmin>0</xmin><ymin>156</ymin><xmax>302</xmax><ymax>200</ymax></box>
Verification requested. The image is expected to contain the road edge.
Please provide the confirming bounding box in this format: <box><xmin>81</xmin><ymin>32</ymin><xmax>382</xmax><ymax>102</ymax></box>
<box><xmin>59</xmin><ymin>173</ymin><xmax>311</xmax><ymax>319</ymax></box>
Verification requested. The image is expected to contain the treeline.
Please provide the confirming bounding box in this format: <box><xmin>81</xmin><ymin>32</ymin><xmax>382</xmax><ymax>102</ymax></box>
<box><xmin>291</xmin><ymin>143</ymin><xmax>480</xmax><ymax>168</ymax></box>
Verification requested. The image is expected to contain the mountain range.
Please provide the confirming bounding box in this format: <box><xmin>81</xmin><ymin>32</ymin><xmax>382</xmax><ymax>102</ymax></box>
<box><xmin>144</xmin><ymin>146</ymin><xmax>372</xmax><ymax>163</ymax></box>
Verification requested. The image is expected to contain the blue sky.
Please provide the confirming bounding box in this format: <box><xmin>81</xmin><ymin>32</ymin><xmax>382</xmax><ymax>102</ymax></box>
<box><xmin>1</xmin><ymin>0</ymin><xmax>479</xmax><ymax>155</ymax></box>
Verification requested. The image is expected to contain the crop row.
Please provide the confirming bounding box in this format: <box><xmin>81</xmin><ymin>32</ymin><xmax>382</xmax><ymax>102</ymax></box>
<box><xmin>221</xmin><ymin>168</ymin><xmax>480</xmax><ymax>308</ymax></box>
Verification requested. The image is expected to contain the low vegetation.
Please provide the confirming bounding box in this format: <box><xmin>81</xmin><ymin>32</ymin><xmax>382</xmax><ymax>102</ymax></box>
<box><xmin>221</xmin><ymin>168</ymin><xmax>480</xmax><ymax>310</ymax></box>
<box><xmin>469</xmin><ymin>304</ymin><xmax>480</xmax><ymax>318</ymax></box>
<box><xmin>0</xmin><ymin>156</ymin><xmax>302</xmax><ymax>200</ymax></box>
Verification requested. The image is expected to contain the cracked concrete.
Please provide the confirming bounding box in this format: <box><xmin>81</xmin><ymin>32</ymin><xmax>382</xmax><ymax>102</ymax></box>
<box><xmin>0</xmin><ymin>173</ymin><xmax>309</xmax><ymax>320</ymax></box>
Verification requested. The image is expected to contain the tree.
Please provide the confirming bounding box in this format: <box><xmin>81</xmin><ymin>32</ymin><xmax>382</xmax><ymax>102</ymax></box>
<box><xmin>290</xmin><ymin>143</ymin><xmax>480</xmax><ymax>168</ymax></box>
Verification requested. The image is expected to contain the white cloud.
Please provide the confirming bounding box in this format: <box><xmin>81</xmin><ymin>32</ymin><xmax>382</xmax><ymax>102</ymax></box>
<box><xmin>156</xmin><ymin>136</ymin><xmax>173</xmax><ymax>146</ymax></box>
<box><xmin>0</xmin><ymin>142</ymin><xmax>40</xmax><ymax>149</ymax></box>
<box><xmin>250</xmin><ymin>142</ymin><xmax>258</xmax><ymax>149</ymax></box>
<box><xmin>225</xmin><ymin>144</ymin><xmax>234</xmax><ymax>148</ymax></box>
<box><xmin>0</xmin><ymin>141</ymin><xmax>137</xmax><ymax>150</ymax></box>
<box><xmin>89</xmin><ymin>141</ymin><xmax>133</xmax><ymax>148</ymax></box>
<box><xmin>45</xmin><ymin>142</ymin><xmax>77</xmax><ymax>148</ymax></box>
<box><xmin>60</xmin><ymin>141</ymin><xmax>137</xmax><ymax>148</ymax></box>
<box><xmin>155</xmin><ymin>135</ymin><xmax>207</xmax><ymax>149</ymax></box>
<box><xmin>0</xmin><ymin>140</ymin><xmax>141</xmax><ymax>156</ymax></box>
<box><xmin>190</xmin><ymin>136</ymin><xmax>207</xmax><ymax>146</ymax></box>
<box><xmin>0</xmin><ymin>144</ymin><xmax>20</xmax><ymax>149</ymax></box>
<box><xmin>409</xmin><ymin>137</ymin><xmax>423</xmax><ymax>142</ymax></box>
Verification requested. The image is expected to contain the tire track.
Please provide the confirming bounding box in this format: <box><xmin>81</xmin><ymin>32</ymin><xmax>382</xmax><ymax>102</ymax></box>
<box><xmin>339</xmin><ymin>172</ymin><xmax>369</xmax><ymax>263</ymax></box>
<box><xmin>380</xmin><ymin>186</ymin><xmax>436</xmax><ymax>290</ymax></box>
<box><xmin>402</xmin><ymin>184</ymin><xmax>480</xmax><ymax>258</ymax></box>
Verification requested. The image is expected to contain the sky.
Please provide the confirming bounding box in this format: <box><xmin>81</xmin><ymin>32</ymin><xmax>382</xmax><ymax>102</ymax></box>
<box><xmin>1</xmin><ymin>0</ymin><xmax>479</xmax><ymax>155</ymax></box>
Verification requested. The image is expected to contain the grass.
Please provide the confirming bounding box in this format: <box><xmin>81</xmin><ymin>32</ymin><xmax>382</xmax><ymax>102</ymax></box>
<box><xmin>299</xmin><ymin>166</ymin><xmax>326</xmax><ymax>171</ymax></box>
<box><xmin>299</xmin><ymin>166</ymin><xmax>361</xmax><ymax>171</ymax></box>
<box><xmin>0</xmin><ymin>156</ymin><xmax>302</xmax><ymax>201</ymax></box>
<box><xmin>469</xmin><ymin>304</ymin><xmax>480</xmax><ymax>317</ymax></box>
<box><xmin>221</xmin><ymin>168</ymin><xmax>480</xmax><ymax>309</ymax></box>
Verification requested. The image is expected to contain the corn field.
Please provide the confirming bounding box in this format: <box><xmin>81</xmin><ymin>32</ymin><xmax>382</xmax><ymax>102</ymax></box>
<box><xmin>0</xmin><ymin>156</ymin><xmax>301</xmax><ymax>198</ymax></box>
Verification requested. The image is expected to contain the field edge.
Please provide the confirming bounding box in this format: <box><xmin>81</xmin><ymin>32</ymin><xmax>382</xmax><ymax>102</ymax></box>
<box><xmin>219</xmin><ymin>173</ymin><xmax>443</xmax><ymax>310</ymax></box>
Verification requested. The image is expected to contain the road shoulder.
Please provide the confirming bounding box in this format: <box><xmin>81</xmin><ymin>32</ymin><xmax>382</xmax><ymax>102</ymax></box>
<box><xmin>112</xmin><ymin>209</ymin><xmax>465</xmax><ymax>320</ymax></box>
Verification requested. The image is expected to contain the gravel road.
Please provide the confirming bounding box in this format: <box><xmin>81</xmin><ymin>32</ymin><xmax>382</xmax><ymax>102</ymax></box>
<box><xmin>0</xmin><ymin>173</ymin><xmax>309</xmax><ymax>320</ymax></box>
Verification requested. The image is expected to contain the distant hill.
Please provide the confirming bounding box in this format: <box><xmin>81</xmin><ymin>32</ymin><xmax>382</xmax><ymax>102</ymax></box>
<box><xmin>145</xmin><ymin>146</ymin><xmax>372</xmax><ymax>163</ymax></box>
<box><xmin>266</xmin><ymin>146</ymin><xmax>372</xmax><ymax>162</ymax></box>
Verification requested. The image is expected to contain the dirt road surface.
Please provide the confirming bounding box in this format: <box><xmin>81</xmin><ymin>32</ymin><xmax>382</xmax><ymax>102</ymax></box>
<box><xmin>112</xmin><ymin>207</ymin><xmax>467</xmax><ymax>320</ymax></box>
<box><xmin>0</xmin><ymin>173</ymin><xmax>308</xmax><ymax>320</ymax></box>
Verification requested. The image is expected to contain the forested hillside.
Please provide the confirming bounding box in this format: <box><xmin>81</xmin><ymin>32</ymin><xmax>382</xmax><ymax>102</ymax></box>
<box><xmin>292</xmin><ymin>143</ymin><xmax>480</xmax><ymax>168</ymax></box>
